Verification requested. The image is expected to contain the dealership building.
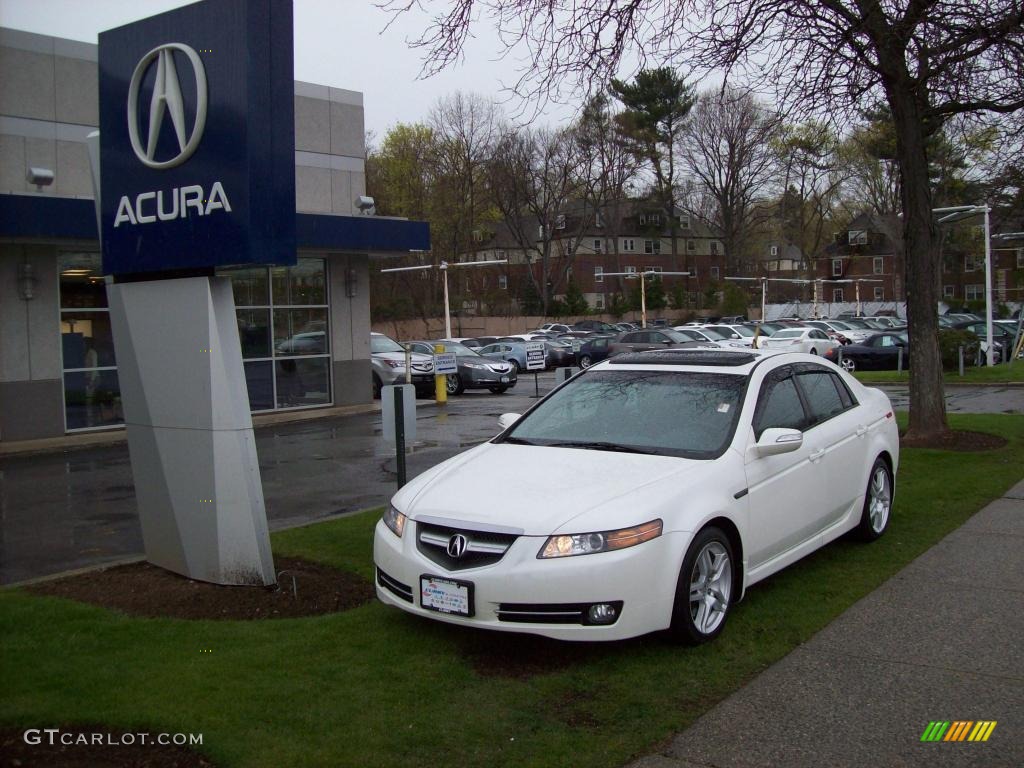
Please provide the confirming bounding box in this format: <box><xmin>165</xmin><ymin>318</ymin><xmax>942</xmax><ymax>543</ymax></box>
<box><xmin>0</xmin><ymin>27</ymin><xmax>428</xmax><ymax>443</ymax></box>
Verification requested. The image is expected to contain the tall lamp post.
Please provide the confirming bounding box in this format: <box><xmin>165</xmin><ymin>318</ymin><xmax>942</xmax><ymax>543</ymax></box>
<box><xmin>933</xmin><ymin>205</ymin><xmax>994</xmax><ymax>366</ymax></box>
<box><xmin>381</xmin><ymin>259</ymin><xmax>508</xmax><ymax>339</ymax></box>
<box><xmin>602</xmin><ymin>270</ymin><xmax>690</xmax><ymax>328</ymax></box>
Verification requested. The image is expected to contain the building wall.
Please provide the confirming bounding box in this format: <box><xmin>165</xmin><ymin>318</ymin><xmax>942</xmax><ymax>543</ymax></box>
<box><xmin>0</xmin><ymin>27</ymin><xmax>377</xmax><ymax>440</ymax></box>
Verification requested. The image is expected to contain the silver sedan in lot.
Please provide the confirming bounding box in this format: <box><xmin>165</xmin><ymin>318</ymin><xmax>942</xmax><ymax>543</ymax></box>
<box><xmin>406</xmin><ymin>341</ymin><xmax>517</xmax><ymax>394</ymax></box>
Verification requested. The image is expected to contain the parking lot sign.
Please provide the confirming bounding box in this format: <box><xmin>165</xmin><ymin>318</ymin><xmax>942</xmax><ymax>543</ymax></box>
<box><xmin>526</xmin><ymin>342</ymin><xmax>546</xmax><ymax>371</ymax></box>
<box><xmin>433</xmin><ymin>352</ymin><xmax>457</xmax><ymax>375</ymax></box>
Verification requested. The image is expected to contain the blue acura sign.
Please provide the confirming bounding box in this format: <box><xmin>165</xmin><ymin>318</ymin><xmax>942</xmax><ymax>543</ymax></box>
<box><xmin>98</xmin><ymin>0</ymin><xmax>296</xmax><ymax>276</ymax></box>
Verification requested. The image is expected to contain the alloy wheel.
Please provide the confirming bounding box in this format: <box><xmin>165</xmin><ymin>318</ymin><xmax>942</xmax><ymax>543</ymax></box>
<box><xmin>868</xmin><ymin>465</ymin><xmax>891</xmax><ymax>533</ymax></box>
<box><xmin>841</xmin><ymin>358</ymin><xmax>856</xmax><ymax>372</ymax></box>
<box><xmin>688</xmin><ymin>541</ymin><xmax>732</xmax><ymax>636</ymax></box>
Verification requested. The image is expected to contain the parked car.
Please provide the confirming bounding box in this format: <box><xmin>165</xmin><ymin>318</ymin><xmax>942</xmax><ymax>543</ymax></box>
<box><xmin>951</xmin><ymin>320</ymin><xmax>1016</xmax><ymax>354</ymax></box>
<box><xmin>538</xmin><ymin>323</ymin><xmax>572</xmax><ymax>334</ymax></box>
<box><xmin>759</xmin><ymin>328</ymin><xmax>840</xmax><ymax>356</ymax></box>
<box><xmin>374</xmin><ymin>348</ymin><xmax>899</xmax><ymax>642</ymax></box>
<box><xmin>370</xmin><ymin>332</ymin><xmax>435</xmax><ymax>398</ymax></box>
<box><xmin>275</xmin><ymin>330</ymin><xmax>326</xmax><ymax>355</ymax></box>
<box><xmin>465</xmin><ymin>336</ymin><xmax>500</xmax><ymax>348</ymax></box>
<box><xmin>575</xmin><ymin>336</ymin><xmax>616</xmax><ymax>368</ymax></box>
<box><xmin>804</xmin><ymin>320</ymin><xmax>855</xmax><ymax>344</ymax></box>
<box><xmin>573</xmin><ymin>320</ymin><xmax>622</xmax><ymax>333</ymax></box>
<box><xmin>477</xmin><ymin>341</ymin><xmax>546</xmax><ymax>373</ymax></box>
<box><xmin>822</xmin><ymin>332</ymin><xmax>908</xmax><ymax>372</ymax></box>
<box><xmin>406</xmin><ymin>341</ymin><xmax>517</xmax><ymax>395</ymax></box>
<box><xmin>543</xmin><ymin>340</ymin><xmax>577</xmax><ymax>368</ymax></box>
<box><xmin>614</xmin><ymin>322</ymin><xmax>639</xmax><ymax>332</ymax></box>
<box><xmin>702</xmin><ymin>324</ymin><xmax>757</xmax><ymax>347</ymax></box>
<box><xmin>609</xmin><ymin>329</ymin><xmax>711</xmax><ymax>355</ymax></box>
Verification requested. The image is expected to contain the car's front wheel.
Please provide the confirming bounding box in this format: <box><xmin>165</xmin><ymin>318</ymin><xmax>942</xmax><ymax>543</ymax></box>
<box><xmin>578</xmin><ymin>354</ymin><xmax>592</xmax><ymax>368</ymax></box>
<box><xmin>372</xmin><ymin>373</ymin><xmax>383</xmax><ymax>400</ymax></box>
<box><xmin>669</xmin><ymin>526</ymin><xmax>734</xmax><ymax>645</ymax></box>
<box><xmin>854</xmin><ymin>457</ymin><xmax>893</xmax><ymax>541</ymax></box>
<box><xmin>841</xmin><ymin>357</ymin><xmax>856</xmax><ymax>372</ymax></box>
<box><xmin>488</xmin><ymin>386</ymin><xmax>508</xmax><ymax>394</ymax></box>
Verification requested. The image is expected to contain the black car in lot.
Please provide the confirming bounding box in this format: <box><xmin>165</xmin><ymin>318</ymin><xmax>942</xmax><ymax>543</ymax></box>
<box><xmin>407</xmin><ymin>341</ymin><xmax>517</xmax><ymax>394</ymax></box>
<box><xmin>574</xmin><ymin>335</ymin><xmax>616</xmax><ymax>368</ymax></box>
<box><xmin>823</xmin><ymin>332</ymin><xmax>908</xmax><ymax>372</ymax></box>
<box><xmin>572</xmin><ymin>319</ymin><xmax>621</xmax><ymax>334</ymax></box>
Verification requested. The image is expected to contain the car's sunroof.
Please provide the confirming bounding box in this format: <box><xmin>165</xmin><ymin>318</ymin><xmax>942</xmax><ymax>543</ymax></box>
<box><xmin>609</xmin><ymin>350</ymin><xmax>757</xmax><ymax>367</ymax></box>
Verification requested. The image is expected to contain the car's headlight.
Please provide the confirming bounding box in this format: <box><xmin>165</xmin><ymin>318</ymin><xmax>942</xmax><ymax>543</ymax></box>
<box><xmin>382</xmin><ymin>504</ymin><xmax>407</xmax><ymax>537</ymax></box>
<box><xmin>538</xmin><ymin>519</ymin><xmax>662</xmax><ymax>558</ymax></box>
<box><xmin>382</xmin><ymin>359</ymin><xmax>403</xmax><ymax>369</ymax></box>
<box><xmin>463</xmin><ymin>361</ymin><xmax>487</xmax><ymax>369</ymax></box>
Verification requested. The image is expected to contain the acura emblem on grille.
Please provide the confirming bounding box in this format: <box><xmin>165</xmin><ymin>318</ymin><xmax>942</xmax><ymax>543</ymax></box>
<box><xmin>447</xmin><ymin>534</ymin><xmax>469</xmax><ymax>558</ymax></box>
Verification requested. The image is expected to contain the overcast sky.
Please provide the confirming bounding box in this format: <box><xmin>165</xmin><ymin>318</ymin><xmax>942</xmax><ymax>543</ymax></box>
<box><xmin>1</xmin><ymin>0</ymin><xmax>580</xmax><ymax>140</ymax></box>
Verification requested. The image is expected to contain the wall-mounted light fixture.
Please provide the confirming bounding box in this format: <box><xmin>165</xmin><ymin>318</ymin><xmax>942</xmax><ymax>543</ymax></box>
<box><xmin>345</xmin><ymin>267</ymin><xmax>358</xmax><ymax>298</ymax></box>
<box><xmin>18</xmin><ymin>262</ymin><xmax>37</xmax><ymax>300</ymax></box>
<box><xmin>26</xmin><ymin>167</ymin><xmax>54</xmax><ymax>192</ymax></box>
<box><xmin>354</xmin><ymin>195</ymin><xmax>375</xmax><ymax>215</ymax></box>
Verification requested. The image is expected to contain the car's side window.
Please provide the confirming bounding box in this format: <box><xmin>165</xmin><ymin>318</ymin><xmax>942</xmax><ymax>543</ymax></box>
<box><xmin>650</xmin><ymin>332</ymin><xmax>667</xmax><ymax>343</ymax></box>
<box><xmin>795</xmin><ymin>369</ymin><xmax>848</xmax><ymax>426</ymax></box>
<box><xmin>753</xmin><ymin>373</ymin><xmax>807</xmax><ymax>439</ymax></box>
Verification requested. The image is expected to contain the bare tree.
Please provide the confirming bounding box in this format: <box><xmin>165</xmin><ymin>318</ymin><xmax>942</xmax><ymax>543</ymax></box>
<box><xmin>489</xmin><ymin>125</ymin><xmax>587</xmax><ymax>315</ymax></box>
<box><xmin>386</xmin><ymin>0</ymin><xmax>1024</xmax><ymax>442</ymax></box>
<box><xmin>680</xmin><ymin>87</ymin><xmax>781</xmax><ymax>274</ymax></box>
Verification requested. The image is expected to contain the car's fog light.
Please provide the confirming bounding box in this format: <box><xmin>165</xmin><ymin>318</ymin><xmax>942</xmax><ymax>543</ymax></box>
<box><xmin>588</xmin><ymin>603</ymin><xmax>619</xmax><ymax>625</ymax></box>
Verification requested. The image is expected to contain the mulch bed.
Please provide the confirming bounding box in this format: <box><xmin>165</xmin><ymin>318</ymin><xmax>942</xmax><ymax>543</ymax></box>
<box><xmin>0</xmin><ymin>725</ymin><xmax>215</xmax><ymax>768</ymax></box>
<box><xmin>900</xmin><ymin>429</ymin><xmax>1008</xmax><ymax>451</ymax></box>
<box><xmin>27</xmin><ymin>556</ymin><xmax>374</xmax><ymax>620</ymax></box>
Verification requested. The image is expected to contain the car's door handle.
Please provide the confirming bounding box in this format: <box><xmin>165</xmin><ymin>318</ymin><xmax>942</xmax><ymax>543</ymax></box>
<box><xmin>809</xmin><ymin>449</ymin><xmax>826</xmax><ymax>462</ymax></box>
<box><xmin>856</xmin><ymin>425</ymin><xmax>868</xmax><ymax>437</ymax></box>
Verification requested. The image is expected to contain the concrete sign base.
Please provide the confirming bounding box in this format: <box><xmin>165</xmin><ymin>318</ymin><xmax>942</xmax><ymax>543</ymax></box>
<box><xmin>108</xmin><ymin>276</ymin><xmax>275</xmax><ymax>586</ymax></box>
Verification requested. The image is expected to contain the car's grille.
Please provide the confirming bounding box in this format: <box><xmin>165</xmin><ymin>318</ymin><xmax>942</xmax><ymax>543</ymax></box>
<box><xmin>495</xmin><ymin>601</ymin><xmax>624</xmax><ymax>625</ymax></box>
<box><xmin>416</xmin><ymin>522</ymin><xmax>518</xmax><ymax>571</ymax></box>
<box><xmin>376</xmin><ymin>567</ymin><xmax>413</xmax><ymax>603</ymax></box>
<box><xmin>411</xmin><ymin>362</ymin><xmax>434</xmax><ymax>374</ymax></box>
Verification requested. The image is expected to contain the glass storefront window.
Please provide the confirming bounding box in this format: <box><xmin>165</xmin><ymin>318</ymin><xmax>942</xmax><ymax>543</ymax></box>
<box><xmin>220</xmin><ymin>257</ymin><xmax>331</xmax><ymax>412</ymax></box>
<box><xmin>60</xmin><ymin>253</ymin><xmax>121</xmax><ymax>432</ymax></box>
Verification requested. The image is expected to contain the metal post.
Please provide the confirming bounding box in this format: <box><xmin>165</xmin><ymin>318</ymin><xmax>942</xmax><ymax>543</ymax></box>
<box><xmin>897</xmin><ymin>346</ymin><xmax>903</xmax><ymax>373</ymax></box>
<box><xmin>959</xmin><ymin>345</ymin><xmax>965</xmax><ymax>377</ymax></box>
<box><xmin>761</xmin><ymin>279</ymin><xmax>766</xmax><ymax>321</ymax></box>
<box><xmin>441</xmin><ymin>262</ymin><xmax>452</xmax><ymax>341</ymax></box>
<box><xmin>394</xmin><ymin>387</ymin><xmax>407</xmax><ymax>489</ymax></box>
<box><xmin>534</xmin><ymin>371</ymin><xmax>540</xmax><ymax>398</ymax></box>
<box><xmin>983</xmin><ymin>206</ymin><xmax>994</xmax><ymax>367</ymax></box>
<box><xmin>837</xmin><ymin>347</ymin><xmax>843</xmax><ymax>368</ymax></box>
<box><xmin>434</xmin><ymin>343</ymin><xmax>447</xmax><ymax>404</ymax></box>
<box><xmin>856</xmin><ymin>281</ymin><xmax>862</xmax><ymax>317</ymax></box>
<box><xmin>640</xmin><ymin>273</ymin><xmax>648</xmax><ymax>328</ymax></box>
<box><xmin>404</xmin><ymin>343</ymin><xmax>411</xmax><ymax>384</ymax></box>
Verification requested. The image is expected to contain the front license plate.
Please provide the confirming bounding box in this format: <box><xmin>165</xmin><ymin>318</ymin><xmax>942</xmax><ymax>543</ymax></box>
<box><xmin>501</xmin><ymin>376</ymin><xmax>509</xmax><ymax>383</ymax></box>
<box><xmin>420</xmin><ymin>576</ymin><xmax>474</xmax><ymax>617</ymax></box>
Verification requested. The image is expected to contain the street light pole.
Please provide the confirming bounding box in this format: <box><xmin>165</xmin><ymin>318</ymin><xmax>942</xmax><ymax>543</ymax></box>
<box><xmin>440</xmin><ymin>261</ymin><xmax>451</xmax><ymax>340</ymax></box>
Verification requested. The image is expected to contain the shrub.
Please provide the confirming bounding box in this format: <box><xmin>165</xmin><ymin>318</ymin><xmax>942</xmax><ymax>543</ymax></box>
<box><xmin>938</xmin><ymin>329</ymin><xmax>980</xmax><ymax>369</ymax></box>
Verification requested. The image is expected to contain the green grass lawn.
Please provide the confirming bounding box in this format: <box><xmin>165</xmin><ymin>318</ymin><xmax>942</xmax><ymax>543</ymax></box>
<box><xmin>3</xmin><ymin>413</ymin><xmax>1023</xmax><ymax>768</ymax></box>
<box><xmin>854</xmin><ymin>361</ymin><xmax>1024</xmax><ymax>385</ymax></box>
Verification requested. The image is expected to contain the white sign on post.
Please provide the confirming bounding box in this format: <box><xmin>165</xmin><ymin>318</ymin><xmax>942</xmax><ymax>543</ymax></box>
<box><xmin>525</xmin><ymin>342</ymin><xmax>546</xmax><ymax>371</ymax></box>
<box><xmin>381</xmin><ymin>384</ymin><xmax>417</xmax><ymax>443</ymax></box>
<box><xmin>433</xmin><ymin>352</ymin><xmax>458</xmax><ymax>375</ymax></box>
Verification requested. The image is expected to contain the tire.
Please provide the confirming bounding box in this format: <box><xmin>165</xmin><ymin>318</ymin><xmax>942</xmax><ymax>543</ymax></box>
<box><xmin>489</xmin><ymin>386</ymin><xmax>509</xmax><ymax>394</ymax></box>
<box><xmin>854</xmin><ymin>457</ymin><xmax>893</xmax><ymax>541</ymax></box>
<box><xmin>579</xmin><ymin>354</ymin><xmax>593</xmax><ymax>368</ymax></box>
<box><xmin>809</xmin><ymin>347</ymin><xmax>818</xmax><ymax>356</ymax></box>
<box><xmin>372</xmin><ymin>373</ymin><xmax>383</xmax><ymax>400</ymax></box>
<box><xmin>669</xmin><ymin>526</ymin><xmax>735</xmax><ymax>645</ymax></box>
<box><xmin>446</xmin><ymin>373</ymin><xmax>464</xmax><ymax>395</ymax></box>
<box><xmin>509</xmin><ymin>359</ymin><xmax>521</xmax><ymax>374</ymax></box>
<box><xmin>841</xmin><ymin>358</ymin><xmax>856</xmax><ymax>372</ymax></box>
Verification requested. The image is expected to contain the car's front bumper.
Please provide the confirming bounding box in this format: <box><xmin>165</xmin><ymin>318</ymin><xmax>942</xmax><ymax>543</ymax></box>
<box><xmin>373</xmin><ymin>518</ymin><xmax>686</xmax><ymax>641</ymax></box>
<box><xmin>462</xmin><ymin>367</ymin><xmax>517</xmax><ymax>388</ymax></box>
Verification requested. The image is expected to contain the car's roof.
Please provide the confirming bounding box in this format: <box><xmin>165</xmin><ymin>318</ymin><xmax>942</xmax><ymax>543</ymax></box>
<box><xmin>593</xmin><ymin>348</ymin><xmax>797</xmax><ymax>374</ymax></box>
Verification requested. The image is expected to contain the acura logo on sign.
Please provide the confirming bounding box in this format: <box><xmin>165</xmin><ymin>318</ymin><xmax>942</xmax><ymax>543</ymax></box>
<box><xmin>447</xmin><ymin>534</ymin><xmax>469</xmax><ymax>559</ymax></box>
<box><xmin>127</xmin><ymin>43</ymin><xmax>207</xmax><ymax>169</ymax></box>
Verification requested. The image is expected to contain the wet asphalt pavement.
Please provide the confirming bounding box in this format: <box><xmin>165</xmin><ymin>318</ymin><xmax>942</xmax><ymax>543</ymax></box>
<box><xmin>0</xmin><ymin>374</ymin><xmax>1020</xmax><ymax>584</ymax></box>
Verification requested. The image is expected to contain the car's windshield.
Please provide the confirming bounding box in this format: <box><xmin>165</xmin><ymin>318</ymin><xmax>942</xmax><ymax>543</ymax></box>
<box><xmin>500</xmin><ymin>370</ymin><xmax>746</xmax><ymax>459</ymax></box>
<box><xmin>439</xmin><ymin>342</ymin><xmax>481</xmax><ymax>357</ymax></box>
<box><xmin>371</xmin><ymin>335</ymin><xmax>405</xmax><ymax>354</ymax></box>
<box><xmin>729</xmin><ymin>325</ymin><xmax>755</xmax><ymax>337</ymax></box>
<box><xmin>664</xmin><ymin>329</ymin><xmax>697</xmax><ymax>343</ymax></box>
<box><xmin>843</xmin><ymin>319</ymin><xmax>870</xmax><ymax>329</ymax></box>
<box><xmin>830</xmin><ymin>321</ymin><xmax>854</xmax><ymax>330</ymax></box>
<box><xmin>696</xmin><ymin>327</ymin><xmax>727</xmax><ymax>340</ymax></box>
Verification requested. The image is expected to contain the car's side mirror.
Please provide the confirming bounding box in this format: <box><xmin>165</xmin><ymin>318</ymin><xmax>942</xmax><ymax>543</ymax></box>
<box><xmin>756</xmin><ymin>428</ymin><xmax>803</xmax><ymax>457</ymax></box>
<box><xmin>497</xmin><ymin>413</ymin><xmax>521</xmax><ymax>430</ymax></box>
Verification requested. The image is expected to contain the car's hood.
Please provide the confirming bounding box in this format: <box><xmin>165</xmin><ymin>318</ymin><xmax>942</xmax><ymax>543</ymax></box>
<box><xmin>396</xmin><ymin>442</ymin><xmax>701</xmax><ymax>535</ymax></box>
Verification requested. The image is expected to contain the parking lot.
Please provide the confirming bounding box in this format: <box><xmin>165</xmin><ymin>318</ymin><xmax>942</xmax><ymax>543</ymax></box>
<box><xmin>1</xmin><ymin>370</ymin><xmax>1020</xmax><ymax>585</ymax></box>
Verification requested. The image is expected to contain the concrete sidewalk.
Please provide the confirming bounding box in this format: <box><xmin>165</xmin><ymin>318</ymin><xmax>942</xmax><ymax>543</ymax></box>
<box><xmin>629</xmin><ymin>479</ymin><xmax>1024</xmax><ymax>768</ymax></box>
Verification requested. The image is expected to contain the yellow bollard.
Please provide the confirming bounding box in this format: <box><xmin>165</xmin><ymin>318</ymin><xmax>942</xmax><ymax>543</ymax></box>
<box><xmin>434</xmin><ymin>343</ymin><xmax>447</xmax><ymax>404</ymax></box>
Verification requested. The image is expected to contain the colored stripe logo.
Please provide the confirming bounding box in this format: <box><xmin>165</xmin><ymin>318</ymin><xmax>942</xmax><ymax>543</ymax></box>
<box><xmin>921</xmin><ymin>721</ymin><xmax>996</xmax><ymax>742</ymax></box>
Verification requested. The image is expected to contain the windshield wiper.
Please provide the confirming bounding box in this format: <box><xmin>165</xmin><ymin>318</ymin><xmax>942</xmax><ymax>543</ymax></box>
<box><xmin>502</xmin><ymin>436</ymin><xmax>540</xmax><ymax>446</ymax></box>
<box><xmin>546</xmin><ymin>441</ymin><xmax>661</xmax><ymax>455</ymax></box>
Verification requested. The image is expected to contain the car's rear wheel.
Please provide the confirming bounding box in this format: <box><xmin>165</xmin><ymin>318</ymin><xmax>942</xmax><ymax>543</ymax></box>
<box><xmin>841</xmin><ymin>357</ymin><xmax>857</xmax><ymax>372</ymax></box>
<box><xmin>854</xmin><ymin>457</ymin><xmax>893</xmax><ymax>541</ymax></box>
<box><xmin>446</xmin><ymin>373</ymin><xmax>464</xmax><ymax>395</ymax></box>
<box><xmin>372</xmin><ymin>373</ymin><xmax>383</xmax><ymax>400</ymax></box>
<box><xmin>579</xmin><ymin>354</ymin><xmax>592</xmax><ymax>368</ymax></box>
<box><xmin>669</xmin><ymin>526</ymin><xmax>734</xmax><ymax>645</ymax></box>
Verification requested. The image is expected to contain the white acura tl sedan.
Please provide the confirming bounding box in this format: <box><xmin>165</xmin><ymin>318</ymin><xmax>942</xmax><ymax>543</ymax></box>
<box><xmin>373</xmin><ymin>349</ymin><xmax>898</xmax><ymax>643</ymax></box>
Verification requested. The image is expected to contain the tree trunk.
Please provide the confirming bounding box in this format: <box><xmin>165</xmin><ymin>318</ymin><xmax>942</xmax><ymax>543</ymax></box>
<box><xmin>888</xmin><ymin>88</ymin><xmax>949</xmax><ymax>442</ymax></box>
